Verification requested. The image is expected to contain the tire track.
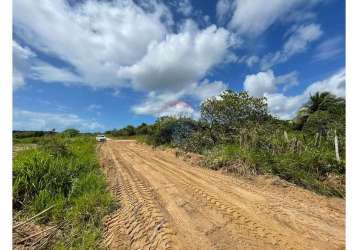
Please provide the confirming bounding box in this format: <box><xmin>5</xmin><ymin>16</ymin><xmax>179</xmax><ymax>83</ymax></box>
<box><xmin>134</xmin><ymin>143</ymin><xmax>343</xmax><ymax>221</ymax></box>
<box><xmin>118</xmin><ymin>144</ymin><xmax>294</xmax><ymax>249</ymax></box>
<box><xmin>100</xmin><ymin>141</ymin><xmax>345</xmax><ymax>250</ymax></box>
<box><xmin>101</xmin><ymin>144</ymin><xmax>175</xmax><ymax>250</ymax></box>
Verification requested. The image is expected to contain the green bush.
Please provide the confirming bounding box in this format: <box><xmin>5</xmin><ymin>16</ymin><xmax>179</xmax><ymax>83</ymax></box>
<box><xmin>62</xmin><ymin>128</ymin><xmax>80</xmax><ymax>137</ymax></box>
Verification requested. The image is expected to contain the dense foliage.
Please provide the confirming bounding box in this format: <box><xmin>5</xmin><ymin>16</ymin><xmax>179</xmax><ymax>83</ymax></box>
<box><xmin>109</xmin><ymin>90</ymin><xmax>345</xmax><ymax>197</ymax></box>
<box><xmin>13</xmin><ymin>135</ymin><xmax>114</xmax><ymax>249</ymax></box>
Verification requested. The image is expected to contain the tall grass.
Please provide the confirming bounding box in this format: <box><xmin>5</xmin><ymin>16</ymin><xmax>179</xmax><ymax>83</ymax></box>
<box><xmin>13</xmin><ymin>135</ymin><xmax>114</xmax><ymax>248</ymax></box>
<box><xmin>201</xmin><ymin>130</ymin><xmax>345</xmax><ymax>197</ymax></box>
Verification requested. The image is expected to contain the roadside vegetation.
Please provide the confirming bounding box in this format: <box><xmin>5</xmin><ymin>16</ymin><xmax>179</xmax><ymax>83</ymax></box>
<box><xmin>106</xmin><ymin>90</ymin><xmax>345</xmax><ymax>197</ymax></box>
<box><xmin>13</xmin><ymin>131</ymin><xmax>114</xmax><ymax>249</ymax></box>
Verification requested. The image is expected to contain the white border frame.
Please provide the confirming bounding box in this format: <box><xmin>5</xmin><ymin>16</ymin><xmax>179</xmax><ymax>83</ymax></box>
<box><xmin>0</xmin><ymin>0</ymin><xmax>12</xmax><ymax>249</ymax></box>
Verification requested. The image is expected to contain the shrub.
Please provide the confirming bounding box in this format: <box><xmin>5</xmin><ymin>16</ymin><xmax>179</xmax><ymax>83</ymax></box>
<box><xmin>62</xmin><ymin>128</ymin><xmax>80</xmax><ymax>137</ymax></box>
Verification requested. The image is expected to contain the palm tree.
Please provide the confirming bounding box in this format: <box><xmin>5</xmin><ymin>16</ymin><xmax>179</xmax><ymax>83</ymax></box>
<box><xmin>305</xmin><ymin>92</ymin><xmax>344</xmax><ymax>113</ymax></box>
<box><xmin>293</xmin><ymin>92</ymin><xmax>345</xmax><ymax>130</ymax></box>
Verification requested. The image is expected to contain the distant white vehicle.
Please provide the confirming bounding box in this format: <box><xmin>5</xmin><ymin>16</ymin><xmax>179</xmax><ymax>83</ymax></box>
<box><xmin>96</xmin><ymin>134</ymin><xmax>106</xmax><ymax>142</ymax></box>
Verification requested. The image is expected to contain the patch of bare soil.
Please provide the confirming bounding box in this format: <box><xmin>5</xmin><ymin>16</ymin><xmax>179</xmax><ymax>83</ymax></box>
<box><xmin>100</xmin><ymin>140</ymin><xmax>345</xmax><ymax>250</ymax></box>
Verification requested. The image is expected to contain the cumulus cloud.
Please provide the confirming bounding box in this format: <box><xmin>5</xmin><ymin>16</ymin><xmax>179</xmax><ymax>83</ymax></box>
<box><xmin>13</xmin><ymin>0</ymin><xmax>170</xmax><ymax>88</ymax></box>
<box><xmin>131</xmin><ymin>79</ymin><xmax>226</xmax><ymax>118</ymax></box>
<box><xmin>14</xmin><ymin>0</ymin><xmax>234</xmax><ymax>94</ymax></box>
<box><xmin>13</xmin><ymin>0</ymin><xmax>235</xmax><ymax>122</ymax></box>
<box><xmin>222</xmin><ymin>0</ymin><xmax>320</xmax><ymax>36</ymax></box>
<box><xmin>260</xmin><ymin>23</ymin><xmax>322</xmax><ymax>69</ymax></box>
<box><xmin>191</xmin><ymin>79</ymin><xmax>227</xmax><ymax>101</ymax></box>
<box><xmin>131</xmin><ymin>91</ymin><xmax>193</xmax><ymax>118</ymax></box>
<box><xmin>244</xmin><ymin>68</ymin><xmax>345</xmax><ymax>119</ymax></box>
<box><xmin>117</xmin><ymin>25</ymin><xmax>232</xmax><ymax>92</ymax></box>
<box><xmin>304</xmin><ymin>68</ymin><xmax>345</xmax><ymax>97</ymax></box>
<box><xmin>244</xmin><ymin>70</ymin><xmax>298</xmax><ymax>96</ymax></box>
<box><xmin>13</xmin><ymin>109</ymin><xmax>103</xmax><ymax>132</ymax></box>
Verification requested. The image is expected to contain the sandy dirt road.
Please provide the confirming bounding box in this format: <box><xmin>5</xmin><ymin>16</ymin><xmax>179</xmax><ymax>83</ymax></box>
<box><xmin>99</xmin><ymin>140</ymin><xmax>345</xmax><ymax>250</ymax></box>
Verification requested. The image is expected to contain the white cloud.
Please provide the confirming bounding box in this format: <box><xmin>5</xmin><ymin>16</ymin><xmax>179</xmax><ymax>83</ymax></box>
<box><xmin>216</xmin><ymin>0</ymin><xmax>233</xmax><ymax>23</ymax></box>
<box><xmin>13</xmin><ymin>0</ymin><xmax>234</xmax><ymax>102</ymax></box>
<box><xmin>131</xmin><ymin>79</ymin><xmax>226</xmax><ymax>118</ymax></box>
<box><xmin>13</xmin><ymin>70</ymin><xmax>26</xmax><ymax>90</ymax></box>
<box><xmin>304</xmin><ymin>68</ymin><xmax>345</xmax><ymax>97</ymax></box>
<box><xmin>244</xmin><ymin>70</ymin><xmax>276</xmax><ymax>96</ymax></box>
<box><xmin>117</xmin><ymin>25</ymin><xmax>233</xmax><ymax>92</ymax></box>
<box><xmin>13</xmin><ymin>41</ymin><xmax>82</xmax><ymax>89</ymax></box>
<box><xmin>245</xmin><ymin>55</ymin><xmax>259</xmax><ymax>67</ymax></box>
<box><xmin>264</xmin><ymin>93</ymin><xmax>306</xmax><ymax>120</ymax></box>
<box><xmin>30</xmin><ymin>63</ymin><xmax>82</xmax><ymax>84</ymax></box>
<box><xmin>244</xmin><ymin>70</ymin><xmax>298</xmax><ymax>96</ymax></box>
<box><xmin>13</xmin><ymin>0</ymin><xmax>170</xmax><ymax>88</ymax></box>
<box><xmin>13</xmin><ymin>41</ymin><xmax>35</xmax><ymax>90</ymax></box>
<box><xmin>244</xmin><ymin>68</ymin><xmax>345</xmax><ymax>119</ymax></box>
<box><xmin>260</xmin><ymin>23</ymin><xmax>322</xmax><ymax>69</ymax></box>
<box><xmin>177</xmin><ymin>0</ymin><xmax>193</xmax><ymax>16</ymax></box>
<box><xmin>191</xmin><ymin>79</ymin><xmax>227</xmax><ymax>101</ymax></box>
<box><xmin>131</xmin><ymin>91</ymin><xmax>192</xmax><ymax>117</ymax></box>
<box><xmin>225</xmin><ymin>0</ymin><xmax>320</xmax><ymax>36</ymax></box>
<box><xmin>313</xmin><ymin>36</ymin><xmax>344</xmax><ymax>61</ymax></box>
<box><xmin>283</xmin><ymin>23</ymin><xmax>323</xmax><ymax>56</ymax></box>
<box><xmin>13</xmin><ymin>109</ymin><xmax>103</xmax><ymax>132</ymax></box>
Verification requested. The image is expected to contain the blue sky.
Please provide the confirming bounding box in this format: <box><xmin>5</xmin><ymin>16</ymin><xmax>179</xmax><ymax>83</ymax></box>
<box><xmin>13</xmin><ymin>0</ymin><xmax>345</xmax><ymax>132</ymax></box>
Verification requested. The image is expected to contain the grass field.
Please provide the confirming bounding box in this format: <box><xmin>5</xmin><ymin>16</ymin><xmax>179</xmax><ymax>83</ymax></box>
<box><xmin>13</xmin><ymin>134</ymin><xmax>114</xmax><ymax>249</ymax></box>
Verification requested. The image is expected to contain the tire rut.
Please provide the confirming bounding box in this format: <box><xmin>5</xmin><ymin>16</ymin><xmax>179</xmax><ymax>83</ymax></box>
<box><xmin>102</xmin><ymin>144</ymin><xmax>175</xmax><ymax>250</ymax></box>
<box><xmin>119</xmin><ymin>144</ymin><xmax>294</xmax><ymax>249</ymax></box>
<box><xmin>100</xmin><ymin>141</ymin><xmax>345</xmax><ymax>250</ymax></box>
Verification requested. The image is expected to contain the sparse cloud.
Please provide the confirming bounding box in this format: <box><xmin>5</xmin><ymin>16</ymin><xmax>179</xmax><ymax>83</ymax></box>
<box><xmin>313</xmin><ymin>36</ymin><xmax>344</xmax><ymax>61</ymax></box>
<box><xmin>220</xmin><ymin>0</ymin><xmax>321</xmax><ymax>36</ymax></box>
<box><xmin>260</xmin><ymin>23</ymin><xmax>323</xmax><ymax>69</ymax></box>
<box><xmin>13</xmin><ymin>41</ymin><xmax>35</xmax><ymax>90</ymax></box>
<box><xmin>216</xmin><ymin>0</ymin><xmax>233</xmax><ymax>24</ymax></box>
<box><xmin>13</xmin><ymin>109</ymin><xmax>103</xmax><ymax>132</ymax></box>
<box><xmin>87</xmin><ymin>104</ymin><xmax>102</xmax><ymax>111</ymax></box>
<box><xmin>244</xmin><ymin>68</ymin><xmax>345</xmax><ymax>119</ymax></box>
<box><xmin>87</xmin><ymin>104</ymin><xmax>102</xmax><ymax>116</ymax></box>
<box><xmin>177</xmin><ymin>0</ymin><xmax>193</xmax><ymax>16</ymax></box>
<box><xmin>13</xmin><ymin>41</ymin><xmax>82</xmax><ymax>90</ymax></box>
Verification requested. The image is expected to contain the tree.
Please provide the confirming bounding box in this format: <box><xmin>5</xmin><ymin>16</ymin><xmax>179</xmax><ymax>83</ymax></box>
<box><xmin>62</xmin><ymin>128</ymin><xmax>80</xmax><ymax>137</ymax></box>
<box><xmin>293</xmin><ymin>92</ymin><xmax>345</xmax><ymax>132</ymax></box>
<box><xmin>200</xmin><ymin>90</ymin><xmax>269</xmax><ymax>141</ymax></box>
<box><xmin>305</xmin><ymin>92</ymin><xmax>345</xmax><ymax>114</ymax></box>
<box><xmin>136</xmin><ymin>123</ymin><xmax>150</xmax><ymax>135</ymax></box>
<box><xmin>120</xmin><ymin>125</ymin><xmax>136</xmax><ymax>136</ymax></box>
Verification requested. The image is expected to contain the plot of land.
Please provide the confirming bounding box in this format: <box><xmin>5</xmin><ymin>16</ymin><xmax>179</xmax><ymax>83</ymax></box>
<box><xmin>100</xmin><ymin>140</ymin><xmax>345</xmax><ymax>250</ymax></box>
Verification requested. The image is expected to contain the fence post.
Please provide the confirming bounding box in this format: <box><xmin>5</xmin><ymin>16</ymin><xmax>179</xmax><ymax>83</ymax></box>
<box><xmin>314</xmin><ymin>132</ymin><xmax>319</xmax><ymax>146</ymax></box>
<box><xmin>334</xmin><ymin>129</ymin><xmax>341</xmax><ymax>162</ymax></box>
<box><xmin>284</xmin><ymin>131</ymin><xmax>289</xmax><ymax>143</ymax></box>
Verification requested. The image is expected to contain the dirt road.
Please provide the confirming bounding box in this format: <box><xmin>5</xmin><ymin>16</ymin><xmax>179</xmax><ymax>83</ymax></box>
<box><xmin>100</xmin><ymin>140</ymin><xmax>345</xmax><ymax>250</ymax></box>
